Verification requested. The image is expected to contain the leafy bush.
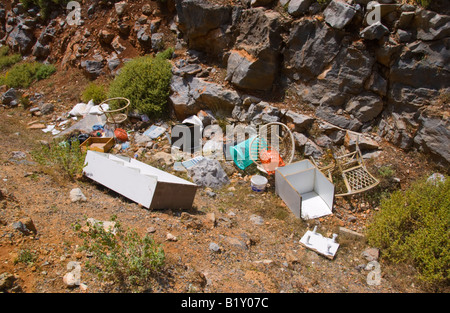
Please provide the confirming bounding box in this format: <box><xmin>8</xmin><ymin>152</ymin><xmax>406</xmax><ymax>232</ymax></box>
<box><xmin>107</xmin><ymin>50</ymin><xmax>173</xmax><ymax>118</ymax></box>
<box><xmin>31</xmin><ymin>139</ymin><xmax>87</xmax><ymax>180</ymax></box>
<box><xmin>366</xmin><ymin>175</ymin><xmax>450</xmax><ymax>287</ymax></box>
<box><xmin>73</xmin><ymin>216</ymin><xmax>165</xmax><ymax>291</ymax></box>
<box><xmin>0</xmin><ymin>46</ymin><xmax>21</xmax><ymax>71</ymax></box>
<box><xmin>81</xmin><ymin>82</ymin><xmax>107</xmax><ymax>104</ymax></box>
<box><xmin>3</xmin><ymin>62</ymin><xmax>56</xmax><ymax>88</ymax></box>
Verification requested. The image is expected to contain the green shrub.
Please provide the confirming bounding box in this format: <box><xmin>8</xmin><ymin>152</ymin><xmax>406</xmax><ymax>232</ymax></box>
<box><xmin>0</xmin><ymin>46</ymin><xmax>21</xmax><ymax>71</ymax></box>
<box><xmin>107</xmin><ymin>51</ymin><xmax>173</xmax><ymax>118</ymax></box>
<box><xmin>3</xmin><ymin>62</ymin><xmax>56</xmax><ymax>88</ymax></box>
<box><xmin>81</xmin><ymin>82</ymin><xmax>107</xmax><ymax>104</ymax></box>
<box><xmin>14</xmin><ymin>249</ymin><xmax>38</xmax><ymax>266</ymax></box>
<box><xmin>31</xmin><ymin>139</ymin><xmax>87</xmax><ymax>180</ymax></box>
<box><xmin>73</xmin><ymin>216</ymin><xmax>165</xmax><ymax>291</ymax></box>
<box><xmin>366</xmin><ymin>175</ymin><xmax>450</xmax><ymax>287</ymax></box>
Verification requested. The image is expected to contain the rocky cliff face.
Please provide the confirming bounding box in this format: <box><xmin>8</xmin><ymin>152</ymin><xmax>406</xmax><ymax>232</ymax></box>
<box><xmin>1</xmin><ymin>0</ymin><xmax>449</xmax><ymax>167</ymax></box>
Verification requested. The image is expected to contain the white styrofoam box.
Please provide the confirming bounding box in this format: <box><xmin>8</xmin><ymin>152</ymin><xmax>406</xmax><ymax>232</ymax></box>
<box><xmin>275</xmin><ymin>159</ymin><xmax>334</xmax><ymax>220</ymax></box>
<box><xmin>83</xmin><ymin>151</ymin><xmax>197</xmax><ymax>210</ymax></box>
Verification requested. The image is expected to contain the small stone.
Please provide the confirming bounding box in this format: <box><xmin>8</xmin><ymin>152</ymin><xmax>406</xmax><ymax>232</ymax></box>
<box><xmin>0</xmin><ymin>272</ymin><xmax>15</xmax><ymax>291</ymax></box>
<box><xmin>70</xmin><ymin>188</ymin><xmax>87</xmax><ymax>202</ymax></box>
<box><xmin>166</xmin><ymin>233</ymin><xmax>177</xmax><ymax>241</ymax></box>
<box><xmin>362</xmin><ymin>248</ymin><xmax>380</xmax><ymax>262</ymax></box>
<box><xmin>209</xmin><ymin>242</ymin><xmax>221</xmax><ymax>253</ymax></box>
<box><xmin>146</xmin><ymin>226</ymin><xmax>156</xmax><ymax>234</ymax></box>
<box><xmin>250</xmin><ymin>214</ymin><xmax>264</xmax><ymax>225</ymax></box>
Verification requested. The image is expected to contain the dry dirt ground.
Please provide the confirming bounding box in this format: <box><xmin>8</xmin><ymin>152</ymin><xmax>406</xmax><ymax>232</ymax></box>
<box><xmin>0</xmin><ymin>66</ymin><xmax>445</xmax><ymax>294</ymax></box>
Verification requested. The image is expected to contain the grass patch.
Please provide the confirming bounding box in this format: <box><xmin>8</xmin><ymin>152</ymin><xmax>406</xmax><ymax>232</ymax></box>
<box><xmin>0</xmin><ymin>46</ymin><xmax>22</xmax><ymax>71</ymax></box>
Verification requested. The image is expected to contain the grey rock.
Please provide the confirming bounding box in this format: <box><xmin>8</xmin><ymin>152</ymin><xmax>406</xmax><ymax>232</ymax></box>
<box><xmin>151</xmin><ymin>33</ymin><xmax>164</xmax><ymax>51</ymax></box>
<box><xmin>287</xmin><ymin>0</ymin><xmax>312</xmax><ymax>17</ymax></box>
<box><xmin>345</xmin><ymin>92</ymin><xmax>383</xmax><ymax>123</ymax></box>
<box><xmin>414</xmin><ymin>115</ymin><xmax>450</xmax><ymax>166</ymax></box>
<box><xmin>397</xmin><ymin>11</ymin><xmax>415</xmax><ymax>29</ymax></box>
<box><xmin>6</xmin><ymin>24</ymin><xmax>35</xmax><ymax>53</ymax></box>
<box><xmin>362</xmin><ymin>248</ymin><xmax>379</xmax><ymax>262</ymax></box>
<box><xmin>323</xmin><ymin>0</ymin><xmax>357</xmax><ymax>30</ymax></box>
<box><xmin>365</xmin><ymin>71</ymin><xmax>387</xmax><ymax>97</ymax></box>
<box><xmin>115</xmin><ymin>1</ymin><xmax>127</xmax><ymax>16</ymax></box>
<box><xmin>107</xmin><ymin>53</ymin><xmax>121</xmax><ymax>72</ymax></box>
<box><xmin>360</xmin><ymin>21</ymin><xmax>390</xmax><ymax>40</ymax></box>
<box><xmin>39</xmin><ymin>103</ymin><xmax>54</xmax><ymax>115</ymax></box>
<box><xmin>251</xmin><ymin>0</ymin><xmax>275</xmax><ymax>7</ymax></box>
<box><xmin>70</xmin><ymin>188</ymin><xmax>87</xmax><ymax>202</ymax></box>
<box><xmin>414</xmin><ymin>9</ymin><xmax>450</xmax><ymax>41</ymax></box>
<box><xmin>169</xmin><ymin>75</ymin><xmax>241</xmax><ymax>119</ymax></box>
<box><xmin>226</xmin><ymin>9</ymin><xmax>283</xmax><ymax>90</ymax></box>
<box><xmin>316</xmin><ymin>107</ymin><xmax>362</xmax><ymax>131</ymax></box>
<box><xmin>283</xmin><ymin>19</ymin><xmax>343</xmax><ymax>81</ymax></box>
<box><xmin>2</xmin><ymin>88</ymin><xmax>20</xmax><ymax>105</ymax></box>
<box><xmin>209</xmin><ymin>242</ymin><xmax>221</xmax><ymax>252</ymax></box>
<box><xmin>250</xmin><ymin>214</ymin><xmax>264</xmax><ymax>225</ymax></box>
<box><xmin>0</xmin><ymin>273</ymin><xmax>15</xmax><ymax>291</ymax></box>
<box><xmin>187</xmin><ymin>159</ymin><xmax>230</xmax><ymax>189</ymax></box>
<box><xmin>397</xmin><ymin>29</ymin><xmax>413</xmax><ymax>43</ymax></box>
<box><xmin>80</xmin><ymin>59</ymin><xmax>104</xmax><ymax>79</ymax></box>
<box><xmin>175</xmin><ymin>0</ymin><xmax>232</xmax><ymax>56</ymax></box>
<box><xmin>284</xmin><ymin>111</ymin><xmax>315</xmax><ymax>132</ymax></box>
<box><xmin>32</xmin><ymin>41</ymin><xmax>50</xmax><ymax>59</ymax></box>
<box><xmin>303</xmin><ymin>139</ymin><xmax>324</xmax><ymax>158</ymax></box>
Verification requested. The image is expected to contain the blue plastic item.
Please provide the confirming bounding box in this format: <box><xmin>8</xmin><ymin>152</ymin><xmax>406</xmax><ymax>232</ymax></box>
<box><xmin>230</xmin><ymin>136</ymin><xmax>259</xmax><ymax>170</ymax></box>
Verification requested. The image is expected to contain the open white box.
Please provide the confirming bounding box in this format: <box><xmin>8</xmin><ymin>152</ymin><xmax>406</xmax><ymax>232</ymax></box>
<box><xmin>275</xmin><ymin>159</ymin><xmax>334</xmax><ymax>220</ymax></box>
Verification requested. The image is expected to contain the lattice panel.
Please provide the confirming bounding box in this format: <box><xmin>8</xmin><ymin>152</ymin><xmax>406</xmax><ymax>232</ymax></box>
<box><xmin>344</xmin><ymin>167</ymin><xmax>378</xmax><ymax>192</ymax></box>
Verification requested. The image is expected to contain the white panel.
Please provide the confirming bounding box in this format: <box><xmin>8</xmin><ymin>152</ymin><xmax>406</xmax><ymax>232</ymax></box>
<box><xmin>83</xmin><ymin>151</ymin><xmax>157</xmax><ymax>208</ymax></box>
<box><xmin>300</xmin><ymin>191</ymin><xmax>333</xmax><ymax>220</ymax></box>
<box><xmin>313</xmin><ymin>168</ymin><xmax>335</xmax><ymax>210</ymax></box>
<box><xmin>275</xmin><ymin>170</ymin><xmax>302</xmax><ymax>218</ymax></box>
<box><xmin>277</xmin><ymin>159</ymin><xmax>314</xmax><ymax>177</ymax></box>
<box><xmin>285</xmin><ymin>168</ymin><xmax>315</xmax><ymax>195</ymax></box>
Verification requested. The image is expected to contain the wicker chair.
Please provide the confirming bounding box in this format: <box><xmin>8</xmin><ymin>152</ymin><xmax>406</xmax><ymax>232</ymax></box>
<box><xmin>98</xmin><ymin>97</ymin><xmax>130</xmax><ymax>128</ymax></box>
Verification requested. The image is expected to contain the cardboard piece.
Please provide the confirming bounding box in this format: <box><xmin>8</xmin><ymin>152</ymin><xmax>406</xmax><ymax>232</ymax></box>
<box><xmin>275</xmin><ymin>159</ymin><xmax>334</xmax><ymax>220</ymax></box>
<box><xmin>80</xmin><ymin>137</ymin><xmax>114</xmax><ymax>153</ymax></box>
<box><xmin>83</xmin><ymin>151</ymin><xmax>197</xmax><ymax>210</ymax></box>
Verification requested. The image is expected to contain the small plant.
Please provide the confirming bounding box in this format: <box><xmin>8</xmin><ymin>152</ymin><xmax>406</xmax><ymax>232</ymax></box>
<box><xmin>31</xmin><ymin>139</ymin><xmax>87</xmax><ymax>180</ymax></box>
<box><xmin>366</xmin><ymin>175</ymin><xmax>450</xmax><ymax>288</ymax></box>
<box><xmin>377</xmin><ymin>164</ymin><xmax>395</xmax><ymax>179</ymax></box>
<box><xmin>107</xmin><ymin>49</ymin><xmax>173</xmax><ymax>118</ymax></box>
<box><xmin>3</xmin><ymin>62</ymin><xmax>56</xmax><ymax>88</ymax></box>
<box><xmin>73</xmin><ymin>216</ymin><xmax>165</xmax><ymax>291</ymax></box>
<box><xmin>14</xmin><ymin>249</ymin><xmax>38</xmax><ymax>266</ymax></box>
<box><xmin>81</xmin><ymin>82</ymin><xmax>107</xmax><ymax>104</ymax></box>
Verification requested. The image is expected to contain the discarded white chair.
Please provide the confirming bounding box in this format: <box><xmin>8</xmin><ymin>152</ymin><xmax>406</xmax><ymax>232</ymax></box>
<box><xmin>332</xmin><ymin>141</ymin><xmax>379</xmax><ymax>197</ymax></box>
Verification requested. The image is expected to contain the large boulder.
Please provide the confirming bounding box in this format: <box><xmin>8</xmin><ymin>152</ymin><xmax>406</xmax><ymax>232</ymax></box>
<box><xmin>321</xmin><ymin>44</ymin><xmax>375</xmax><ymax>95</ymax></box>
<box><xmin>388</xmin><ymin>38</ymin><xmax>450</xmax><ymax>111</ymax></box>
<box><xmin>175</xmin><ymin>0</ymin><xmax>232</xmax><ymax>56</ymax></box>
<box><xmin>283</xmin><ymin>19</ymin><xmax>343</xmax><ymax>81</ymax></box>
<box><xmin>6</xmin><ymin>24</ymin><xmax>35</xmax><ymax>54</ymax></box>
<box><xmin>226</xmin><ymin>8</ymin><xmax>283</xmax><ymax>91</ymax></box>
<box><xmin>287</xmin><ymin>0</ymin><xmax>312</xmax><ymax>17</ymax></box>
<box><xmin>316</xmin><ymin>107</ymin><xmax>362</xmax><ymax>131</ymax></box>
<box><xmin>414</xmin><ymin>9</ymin><xmax>450</xmax><ymax>41</ymax></box>
<box><xmin>414</xmin><ymin>114</ymin><xmax>450</xmax><ymax>166</ymax></box>
<box><xmin>323</xmin><ymin>0</ymin><xmax>357</xmax><ymax>30</ymax></box>
<box><xmin>345</xmin><ymin>92</ymin><xmax>384</xmax><ymax>123</ymax></box>
<box><xmin>170</xmin><ymin>75</ymin><xmax>242</xmax><ymax>119</ymax></box>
